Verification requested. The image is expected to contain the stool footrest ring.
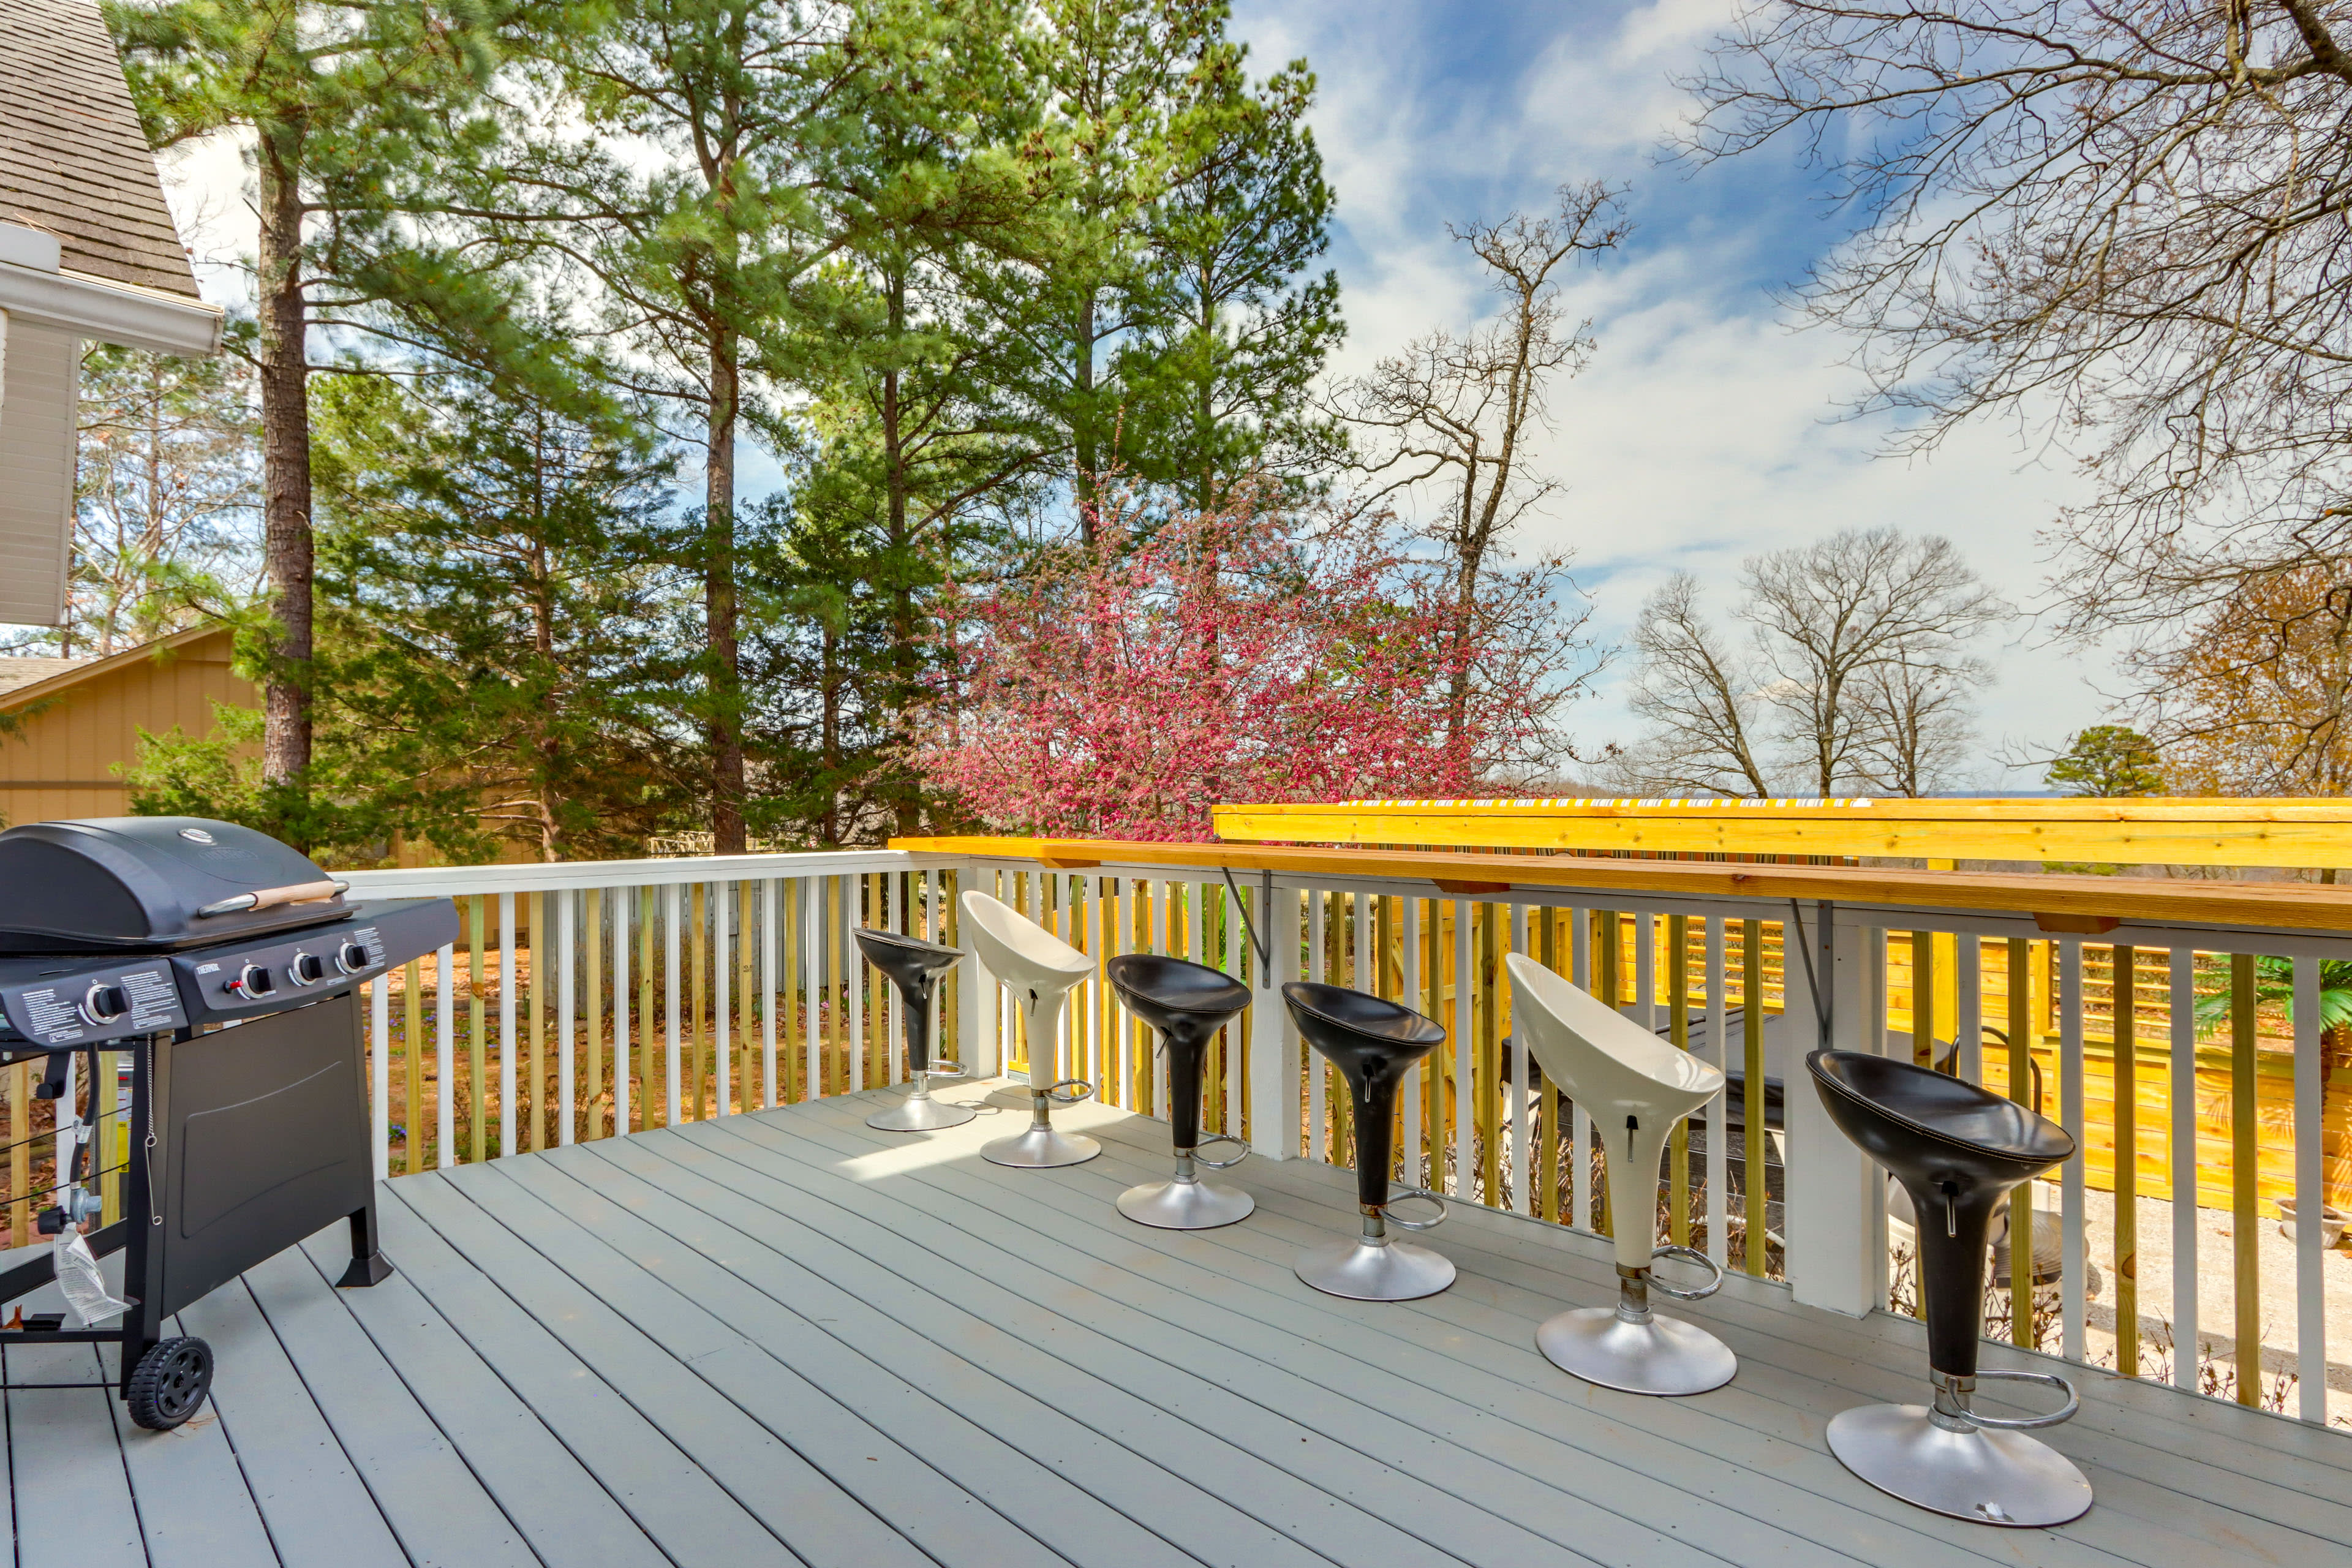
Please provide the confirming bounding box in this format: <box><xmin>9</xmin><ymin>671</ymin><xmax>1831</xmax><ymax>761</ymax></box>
<box><xmin>1194</xmin><ymin>1133</ymin><xmax>1249</xmax><ymax>1169</ymax></box>
<box><xmin>1385</xmin><ymin>1187</ymin><xmax>1449</xmax><ymax>1231</ymax></box>
<box><xmin>1648</xmin><ymin>1243</ymin><xmax>1724</xmax><ymax>1300</ymax></box>
<box><xmin>924</xmin><ymin>1061</ymin><xmax>970</xmax><ymax>1080</ymax></box>
<box><xmin>1959</xmin><ymin>1369</ymin><xmax>2079</xmax><ymax>1430</ymax></box>
<box><xmin>1045</xmin><ymin>1079</ymin><xmax>1095</xmax><ymax>1105</ymax></box>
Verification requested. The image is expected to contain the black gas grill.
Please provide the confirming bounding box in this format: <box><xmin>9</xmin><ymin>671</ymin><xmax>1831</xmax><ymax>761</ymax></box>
<box><xmin>0</xmin><ymin>817</ymin><xmax>454</xmax><ymax>1428</ymax></box>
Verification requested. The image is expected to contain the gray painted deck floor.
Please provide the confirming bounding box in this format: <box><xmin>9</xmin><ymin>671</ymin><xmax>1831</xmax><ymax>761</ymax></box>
<box><xmin>10</xmin><ymin>1080</ymin><xmax>2352</xmax><ymax>1568</ymax></box>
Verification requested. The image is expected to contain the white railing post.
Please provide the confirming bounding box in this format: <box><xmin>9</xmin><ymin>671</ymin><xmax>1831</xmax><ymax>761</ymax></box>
<box><xmin>2169</xmin><ymin>945</ymin><xmax>2198</xmax><ymax>1390</ymax></box>
<box><xmin>2295</xmin><ymin>955</ymin><xmax>2328</xmax><ymax>1422</ymax></box>
<box><xmin>612</xmin><ymin>887</ymin><xmax>630</xmax><ymax>1134</ymax></box>
<box><xmin>557</xmin><ymin>890</ymin><xmax>576</xmax><ymax>1145</ymax></box>
<box><xmin>760</xmin><ymin>877</ymin><xmax>777</xmax><ymax>1109</ymax></box>
<box><xmin>1787</xmin><ymin>905</ymin><xmax>1879</xmax><ymax>1317</ymax></box>
<box><xmin>435</xmin><ymin>941</ymin><xmax>456</xmax><ymax>1167</ymax></box>
<box><xmin>664</xmin><ymin>883</ymin><xmax>682</xmax><ymax>1126</ymax></box>
<box><xmin>1246</xmin><ymin>878</ymin><xmax>1295</xmax><ymax>1159</ymax></box>
<box><xmin>2059</xmin><ymin>937</ymin><xmax>2087</xmax><ymax>1361</ymax></box>
<box><xmin>498</xmin><ymin>892</ymin><xmax>516</xmax><ymax>1157</ymax></box>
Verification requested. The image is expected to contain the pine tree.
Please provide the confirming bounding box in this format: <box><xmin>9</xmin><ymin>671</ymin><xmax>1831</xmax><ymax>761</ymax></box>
<box><xmin>1005</xmin><ymin>0</ymin><xmax>1216</xmax><ymax>538</ymax></box>
<box><xmin>1119</xmin><ymin>43</ymin><xmax>1343</xmax><ymax>511</ymax></box>
<box><xmin>793</xmin><ymin>0</ymin><xmax>1054</xmax><ymax>835</ymax></box>
<box><xmin>307</xmin><ymin>368</ymin><xmax>687</xmax><ymax>861</ymax></box>
<box><xmin>508</xmin><ymin>0</ymin><xmax>862</xmax><ymax>852</ymax></box>
<box><xmin>109</xmin><ymin>1</ymin><xmax>537</xmax><ymax>786</ymax></box>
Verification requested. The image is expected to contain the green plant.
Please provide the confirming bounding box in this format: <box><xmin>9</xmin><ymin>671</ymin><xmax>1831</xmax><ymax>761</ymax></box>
<box><xmin>2192</xmin><ymin>956</ymin><xmax>2352</xmax><ymax>1045</ymax></box>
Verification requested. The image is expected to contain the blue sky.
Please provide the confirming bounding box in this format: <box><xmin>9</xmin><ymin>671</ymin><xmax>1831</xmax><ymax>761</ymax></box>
<box><xmin>143</xmin><ymin>1</ymin><xmax>2109</xmax><ymax>783</ymax></box>
<box><xmin>1234</xmin><ymin>0</ymin><xmax>2107</xmax><ymax>782</ymax></box>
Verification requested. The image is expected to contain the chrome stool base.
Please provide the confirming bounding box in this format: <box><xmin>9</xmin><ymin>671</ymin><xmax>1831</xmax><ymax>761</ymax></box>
<box><xmin>1294</xmin><ymin>1237</ymin><xmax>1455</xmax><ymax>1301</ymax></box>
<box><xmin>865</xmin><ymin>1078</ymin><xmax>976</xmax><ymax>1132</ymax></box>
<box><xmin>982</xmin><ymin>1124</ymin><xmax>1100</xmax><ymax>1168</ymax></box>
<box><xmin>1117</xmin><ymin>1177</ymin><xmax>1253</xmax><ymax>1229</ymax></box>
<box><xmin>1536</xmin><ymin>1305</ymin><xmax>1736</xmax><ymax>1395</ymax></box>
<box><xmin>1826</xmin><ymin>1403</ymin><xmax>2092</xmax><ymax>1528</ymax></box>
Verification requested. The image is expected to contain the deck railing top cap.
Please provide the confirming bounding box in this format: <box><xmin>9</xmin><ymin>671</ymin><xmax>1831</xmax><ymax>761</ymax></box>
<box><xmin>890</xmin><ymin>834</ymin><xmax>2352</xmax><ymax>938</ymax></box>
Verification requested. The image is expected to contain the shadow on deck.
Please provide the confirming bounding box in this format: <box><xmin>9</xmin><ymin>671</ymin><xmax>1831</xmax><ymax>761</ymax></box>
<box><xmin>9</xmin><ymin>1080</ymin><xmax>2350</xmax><ymax>1567</ymax></box>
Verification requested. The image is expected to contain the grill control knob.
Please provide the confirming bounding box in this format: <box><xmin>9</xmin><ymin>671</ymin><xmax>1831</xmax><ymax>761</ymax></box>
<box><xmin>80</xmin><ymin>983</ymin><xmax>128</xmax><ymax>1025</ymax></box>
<box><xmin>230</xmin><ymin>962</ymin><xmax>276</xmax><ymax>999</ymax></box>
<box><xmin>288</xmin><ymin>951</ymin><xmax>326</xmax><ymax>987</ymax></box>
<box><xmin>335</xmin><ymin>938</ymin><xmax>370</xmax><ymax>975</ymax></box>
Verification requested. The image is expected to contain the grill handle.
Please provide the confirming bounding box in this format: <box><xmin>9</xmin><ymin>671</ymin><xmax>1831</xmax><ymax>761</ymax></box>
<box><xmin>195</xmin><ymin>879</ymin><xmax>350</xmax><ymax>919</ymax></box>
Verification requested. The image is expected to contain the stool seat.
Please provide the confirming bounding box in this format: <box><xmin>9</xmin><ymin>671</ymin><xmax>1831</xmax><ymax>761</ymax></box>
<box><xmin>1811</xmin><ymin>1051</ymin><xmax>2072</xmax><ymax>1177</ymax></box>
<box><xmin>1807</xmin><ymin>1049</ymin><xmax>2090</xmax><ymax>1528</ymax></box>
<box><xmin>960</xmin><ymin>892</ymin><xmax>1101</xmax><ymax>1168</ymax></box>
<box><xmin>855</xmin><ymin>929</ymin><xmax>963</xmax><ymax>992</ymax></box>
<box><xmin>1283</xmin><ymin>981</ymin><xmax>1454</xmax><ymax>1301</ymax></box>
<box><xmin>1108</xmin><ymin>954</ymin><xmax>1253</xmax><ymax>1229</ymax></box>
<box><xmin>1111</xmin><ymin>954</ymin><xmax>1251</xmax><ymax>1031</ymax></box>
<box><xmin>854</xmin><ymin>929</ymin><xmax>972</xmax><ymax>1132</ymax></box>
<box><xmin>1506</xmin><ymin>952</ymin><xmax>1735</xmax><ymax>1396</ymax></box>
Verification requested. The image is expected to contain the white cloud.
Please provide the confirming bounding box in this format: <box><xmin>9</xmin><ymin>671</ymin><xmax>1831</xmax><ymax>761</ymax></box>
<box><xmin>1236</xmin><ymin>0</ymin><xmax>2116</xmax><ymax>777</ymax></box>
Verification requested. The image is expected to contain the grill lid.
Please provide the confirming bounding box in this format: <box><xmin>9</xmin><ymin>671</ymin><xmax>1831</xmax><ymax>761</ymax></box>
<box><xmin>0</xmin><ymin>817</ymin><xmax>351</xmax><ymax>954</ymax></box>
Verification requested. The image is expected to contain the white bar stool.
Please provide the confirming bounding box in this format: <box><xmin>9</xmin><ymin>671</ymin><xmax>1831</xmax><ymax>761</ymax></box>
<box><xmin>959</xmin><ymin>891</ymin><xmax>1101</xmax><ymax>1168</ymax></box>
<box><xmin>1506</xmin><ymin>952</ymin><xmax>1737</xmax><ymax>1396</ymax></box>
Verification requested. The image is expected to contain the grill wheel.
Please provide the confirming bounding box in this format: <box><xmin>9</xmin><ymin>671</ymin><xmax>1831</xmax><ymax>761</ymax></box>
<box><xmin>127</xmin><ymin>1335</ymin><xmax>213</xmax><ymax>1430</ymax></box>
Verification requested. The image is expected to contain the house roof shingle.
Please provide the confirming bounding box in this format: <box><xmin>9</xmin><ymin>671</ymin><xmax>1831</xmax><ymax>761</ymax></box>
<box><xmin>0</xmin><ymin>0</ymin><xmax>200</xmax><ymax>299</ymax></box>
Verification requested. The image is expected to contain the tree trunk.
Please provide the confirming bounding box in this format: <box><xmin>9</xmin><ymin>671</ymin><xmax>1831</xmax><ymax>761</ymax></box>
<box><xmin>706</xmin><ymin>328</ymin><xmax>745</xmax><ymax>853</ymax></box>
<box><xmin>256</xmin><ymin>132</ymin><xmax>314</xmax><ymax>783</ymax></box>
<box><xmin>883</xmin><ymin>274</ymin><xmax>919</xmax><ymax>838</ymax></box>
<box><xmin>1074</xmin><ymin>290</ymin><xmax>1099</xmax><ymax>543</ymax></box>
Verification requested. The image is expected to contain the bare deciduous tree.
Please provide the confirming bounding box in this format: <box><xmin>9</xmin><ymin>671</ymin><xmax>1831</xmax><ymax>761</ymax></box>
<box><xmin>1334</xmin><ymin>181</ymin><xmax>1629</xmax><ymax>772</ymax></box>
<box><xmin>1618</xmin><ymin>527</ymin><xmax>2007</xmax><ymax>795</ymax></box>
<box><xmin>1681</xmin><ymin>1</ymin><xmax>2352</xmax><ymax>634</ymax></box>
<box><xmin>1849</xmin><ymin>652</ymin><xmax>1986</xmax><ymax>798</ymax></box>
<box><xmin>1616</xmin><ymin>571</ymin><xmax>1776</xmax><ymax>797</ymax></box>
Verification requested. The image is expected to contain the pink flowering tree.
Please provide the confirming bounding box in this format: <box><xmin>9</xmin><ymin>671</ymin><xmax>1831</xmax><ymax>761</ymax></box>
<box><xmin>920</xmin><ymin>487</ymin><xmax>1573</xmax><ymax>840</ymax></box>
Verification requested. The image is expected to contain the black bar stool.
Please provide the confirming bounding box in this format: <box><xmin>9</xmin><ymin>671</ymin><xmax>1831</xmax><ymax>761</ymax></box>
<box><xmin>855</xmin><ymin>929</ymin><xmax>972</xmax><ymax>1131</ymax></box>
<box><xmin>1106</xmin><ymin>954</ymin><xmax>1253</xmax><ymax>1229</ymax></box>
<box><xmin>1281</xmin><ymin>981</ymin><xmax>1454</xmax><ymax>1301</ymax></box>
<box><xmin>1809</xmin><ymin>1049</ymin><xmax>2092</xmax><ymax>1528</ymax></box>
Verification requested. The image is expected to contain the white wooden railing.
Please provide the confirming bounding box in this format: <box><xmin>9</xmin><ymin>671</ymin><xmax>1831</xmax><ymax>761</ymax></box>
<box><xmin>338</xmin><ymin>844</ymin><xmax>2352</xmax><ymax>1431</ymax></box>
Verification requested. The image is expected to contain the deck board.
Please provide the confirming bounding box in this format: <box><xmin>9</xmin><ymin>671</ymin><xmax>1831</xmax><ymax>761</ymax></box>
<box><xmin>236</xmin><ymin>1245</ymin><xmax>538</xmax><ymax>1567</ymax></box>
<box><xmin>1050</xmin><ymin>1100</ymin><xmax>2352</xmax><ymax>1561</ymax></box>
<box><xmin>581</xmin><ymin>1127</ymin><xmax>1564</xmax><ymax>1568</ymax></box>
<box><xmin>295</xmin><ymin>1208</ymin><xmax>670</xmax><ymax>1568</ymax></box>
<box><xmin>110</xmin><ymin>1330</ymin><xmax>280</xmax><ymax>1568</ymax></box>
<box><xmin>773</xmin><ymin>1092</ymin><xmax>2095</xmax><ymax>1568</ymax></box>
<box><xmin>5</xmin><ymin>1343</ymin><xmax>143</xmax><ymax>1568</ymax></box>
<box><xmin>175</xmin><ymin>1277</ymin><xmax>406</xmax><ymax>1568</ymax></box>
<box><xmin>6</xmin><ymin>1082</ymin><xmax>2350</xmax><ymax>1568</ymax></box>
